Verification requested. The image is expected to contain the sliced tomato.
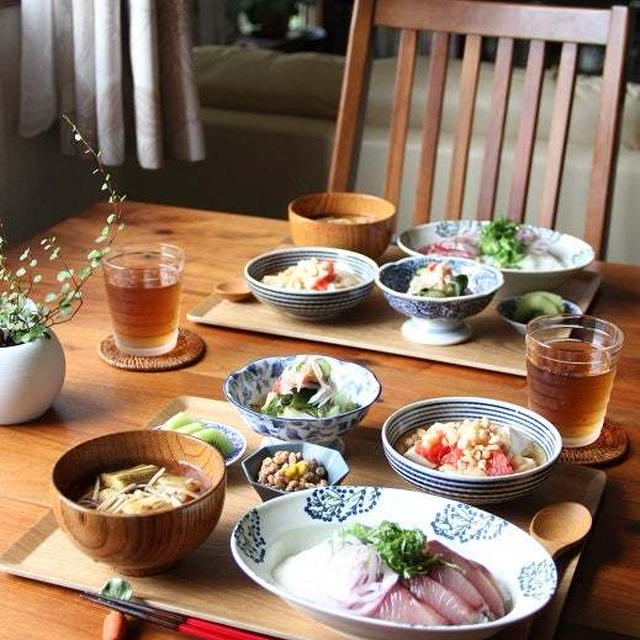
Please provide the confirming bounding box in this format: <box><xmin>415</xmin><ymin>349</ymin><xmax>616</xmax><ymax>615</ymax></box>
<box><xmin>440</xmin><ymin>447</ymin><xmax>463</xmax><ymax>466</ymax></box>
<box><xmin>416</xmin><ymin>437</ymin><xmax>451</xmax><ymax>465</ymax></box>
<box><xmin>486</xmin><ymin>449</ymin><xmax>514</xmax><ymax>476</ymax></box>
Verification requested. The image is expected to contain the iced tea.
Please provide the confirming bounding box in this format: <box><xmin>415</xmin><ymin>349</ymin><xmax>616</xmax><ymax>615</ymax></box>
<box><xmin>526</xmin><ymin>315</ymin><xmax>623</xmax><ymax>447</ymax></box>
<box><xmin>103</xmin><ymin>244</ymin><xmax>184</xmax><ymax>356</ymax></box>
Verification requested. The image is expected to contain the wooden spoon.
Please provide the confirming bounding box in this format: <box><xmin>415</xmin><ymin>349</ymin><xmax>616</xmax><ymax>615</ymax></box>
<box><xmin>529</xmin><ymin>501</ymin><xmax>593</xmax><ymax>559</ymax></box>
<box><xmin>497</xmin><ymin>503</ymin><xmax>593</xmax><ymax>640</ymax></box>
<box><xmin>214</xmin><ymin>277</ymin><xmax>252</xmax><ymax>302</ymax></box>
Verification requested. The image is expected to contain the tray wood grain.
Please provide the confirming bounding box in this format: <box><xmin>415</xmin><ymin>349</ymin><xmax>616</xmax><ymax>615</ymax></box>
<box><xmin>0</xmin><ymin>398</ymin><xmax>606</xmax><ymax>640</ymax></box>
<box><xmin>188</xmin><ymin>271</ymin><xmax>601</xmax><ymax>377</ymax></box>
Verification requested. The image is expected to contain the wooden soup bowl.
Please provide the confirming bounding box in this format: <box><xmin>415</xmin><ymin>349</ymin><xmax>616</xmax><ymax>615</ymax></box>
<box><xmin>289</xmin><ymin>192</ymin><xmax>396</xmax><ymax>260</ymax></box>
<box><xmin>51</xmin><ymin>430</ymin><xmax>226</xmax><ymax>576</ymax></box>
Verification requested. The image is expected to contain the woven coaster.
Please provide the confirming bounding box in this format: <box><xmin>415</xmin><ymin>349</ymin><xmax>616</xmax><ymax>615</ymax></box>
<box><xmin>98</xmin><ymin>328</ymin><xmax>206</xmax><ymax>372</ymax></box>
<box><xmin>560</xmin><ymin>421</ymin><xmax>628</xmax><ymax>466</ymax></box>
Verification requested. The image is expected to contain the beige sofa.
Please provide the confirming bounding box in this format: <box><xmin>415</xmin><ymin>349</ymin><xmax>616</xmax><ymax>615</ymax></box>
<box><xmin>124</xmin><ymin>45</ymin><xmax>639</xmax><ymax>264</ymax></box>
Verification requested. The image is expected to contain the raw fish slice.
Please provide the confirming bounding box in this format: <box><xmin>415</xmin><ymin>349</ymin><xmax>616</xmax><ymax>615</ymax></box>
<box><xmin>375</xmin><ymin>584</ymin><xmax>448</xmax><ymax>626</ymax></box>
<box><xmin>430</xmin><ymin>565</ymin><xmax>489</xmax><ymax>613</ymax></box>
<box><xmin>429</xmin><ymin>541</ymin><xmax>506</xmax><ymax>618</ymax></box>
<box><xmin>407</xmin><ymin>575</ymin><xmax>485</xmax><ymax>624</ymax></box>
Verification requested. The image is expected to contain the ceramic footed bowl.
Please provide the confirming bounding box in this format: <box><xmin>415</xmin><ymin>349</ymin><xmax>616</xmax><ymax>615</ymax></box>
<box><xmin>231</xmin><ymin>486</ymin><xmax>557</xmax><ymax>640</ymax></box>
<box><xmin>376</xmin><ymin>256</ymin><xmax>503</xmax><ymax>345</ymax></box>
<box><xmin>223</xmin><ymin>354</ymin><xmax>381</xmax><ymax>450</ymax></box>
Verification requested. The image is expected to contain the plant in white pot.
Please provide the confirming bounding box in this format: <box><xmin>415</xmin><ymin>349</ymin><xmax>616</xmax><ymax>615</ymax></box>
<box><xmin>0</xmin><ymin>117</ymin><xmax>126</xmax><ymax>424</ymax></box>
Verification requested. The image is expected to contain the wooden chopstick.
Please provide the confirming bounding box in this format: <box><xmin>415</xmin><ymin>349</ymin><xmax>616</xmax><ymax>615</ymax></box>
<box><xmin>82</xmin><ymin>593</ymin><xmax>281</xmax><ymax>640</ymax></box>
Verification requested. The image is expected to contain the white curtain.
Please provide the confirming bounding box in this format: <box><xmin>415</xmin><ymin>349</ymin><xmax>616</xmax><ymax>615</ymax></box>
<box><xmin>19</xmin><ymin>0</ymin><xmax>205</xmax><ymax>169</ymax></box>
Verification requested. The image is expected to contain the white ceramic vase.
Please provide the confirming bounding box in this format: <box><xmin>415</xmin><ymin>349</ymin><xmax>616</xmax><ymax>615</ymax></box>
<box><xmin>0</xmin><ymin>331</ymin><xmax>66</xmax><ymax>424</ymax></box>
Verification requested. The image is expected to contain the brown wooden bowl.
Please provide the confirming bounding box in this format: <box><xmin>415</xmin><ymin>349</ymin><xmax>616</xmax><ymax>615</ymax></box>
<box><xmin>288</xmin><ymin>192</ymin><xmax>396</xmax><ymax>260</ymax></box>
<box><xmin>51</xmin><ymin>430</ymin><xmax>226</xmax><ymax>576</ymax></box>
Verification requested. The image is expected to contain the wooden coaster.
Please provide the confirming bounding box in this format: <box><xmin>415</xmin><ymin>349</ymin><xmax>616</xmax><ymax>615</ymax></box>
<box><xmin>98</xmin><ymin>329</ymin><xmax>206</xmax><ymax>372</ymax></box>
<box><xmin>560</xmin><ymin>421</ymin><xmax>628</xmax><ymax>466</ymax></box>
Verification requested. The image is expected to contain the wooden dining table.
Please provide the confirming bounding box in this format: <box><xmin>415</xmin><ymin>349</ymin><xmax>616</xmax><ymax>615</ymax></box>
<box><xmin>0</xmin><ymin>201</ymin><xmax>638</xmax><ymax>640</ymax></box>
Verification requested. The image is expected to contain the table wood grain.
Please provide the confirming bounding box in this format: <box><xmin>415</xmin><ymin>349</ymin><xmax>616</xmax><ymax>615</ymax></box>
<box><xmin>0</xmin><ymin>201</ymin><xmax>638</xmax><ymax>640</ymax></box>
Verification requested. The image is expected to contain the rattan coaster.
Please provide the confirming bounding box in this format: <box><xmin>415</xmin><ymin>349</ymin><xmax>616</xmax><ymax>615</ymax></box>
<box><xmin>559</xmin><ymin>421</ymin><xmax>628</xmax><ymax>466</ymax></box>
<box><xmin>98</xmin><ymin>328</ymin><xmax>206</xmax><ymax>372</ymax></box>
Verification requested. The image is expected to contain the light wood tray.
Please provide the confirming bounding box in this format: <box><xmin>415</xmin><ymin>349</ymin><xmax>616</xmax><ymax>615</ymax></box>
<box><xmin>188</xmin><ymin>272</ymin><xmax>601</xmax><ymax>377</ymax></box>
<box><xmin>0</xmin><ymin>398</ymin><xmax>606</xmax><ymax>640</ymax></box>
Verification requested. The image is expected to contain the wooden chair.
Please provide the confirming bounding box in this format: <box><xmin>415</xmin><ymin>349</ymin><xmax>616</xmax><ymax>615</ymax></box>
<box><xmin>328</xmin><ymin>0</ymin><xmax>629</xmax><ymax>257</ymax></box>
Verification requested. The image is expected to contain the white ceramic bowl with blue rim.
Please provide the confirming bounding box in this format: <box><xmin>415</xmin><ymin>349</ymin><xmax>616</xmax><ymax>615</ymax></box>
<box><xmin>376</xmin><ymin>256</ymin><xmax>503</xmax><ymax>346</ymax></box>
<box><xmin>398</xmin><ymin>220</ymin><xmax>595</xmax><ymax>296</ymax></box>
<box><xmin>382</xmin><ymin>397</ymin><xmax>562</xmax><ymax>504</ymax></box>
<box><xmin>231</xmin><ymin>486</ymin><xmax>557</xmax><ymax>640</ymax></box>
<box><xmin>155</xmin><ymin>420</ymin><xmax>247</xmax><ymax>467</ymax></box>
<box><xmin>244</xmin><ymin>247</ymin><xmax>378</xmax><ymax>320</ymax></box>
<box><xmin>496</xmin><ymin>296</ymin><xmax>583</xmax><ymax>336</ymax></box>
<box><xmin>223</xmin><ymin>354</ymin><xmax>381</xmax><ymax>451</ymax></box>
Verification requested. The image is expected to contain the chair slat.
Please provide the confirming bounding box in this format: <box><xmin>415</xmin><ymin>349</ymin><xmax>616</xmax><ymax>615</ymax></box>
<box><xmin>374</xmin><ymin>0</ymin><xmax>611</xmax><ymax>45</ymax></box>
<box><xmin>328</xmin><ymin>0</ymin><xmax>376</xmax><ymax>192</ymax></box>
<box><xmin>384</xmin><ymin>29</ymin><xmax>419</xmax><ymax>206</ymax></box>
<box><xmin>413</xmin><ymin>31</ymin><xmax>450</xmax><ymax>225</ymax></box>
<box><xmin>538</xmin><ymin>41</ymin><xmax>577</xmax><ymax>229</ymax></box>
<box><xmin>507</xmin><ymin>39</ymin><xmax>546</xmax><ymax>223</ymax></box>
<box><xmin>446</xmin><ymin>33</ymin><xmax>482</xmax><ymax>221</ymax></box>
<box><xmin>585</xmin><ymin>6</ymin><xmax>629</xmax><ymax>257</ymax></box>
<box><xmin>477</xmin><ymin>37</ymin><xmax>514</xmax><ymax>220</ymax></box>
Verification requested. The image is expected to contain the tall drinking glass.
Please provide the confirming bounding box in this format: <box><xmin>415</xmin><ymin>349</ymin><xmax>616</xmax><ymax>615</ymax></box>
<box><xmin>526</xmin><ymin>314</ymin><xmax>623</xmax><ymax>447</ymax></box>
<box><xmin>103</xmin><ymin>244</ymin><xmax>184</xmax><ymax>356</ymax></box>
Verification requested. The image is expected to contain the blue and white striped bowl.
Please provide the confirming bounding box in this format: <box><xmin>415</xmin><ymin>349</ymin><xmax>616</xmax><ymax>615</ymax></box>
<box><xmin>244</xmin><ymin>247</ymin><xmax>378</xmax><ymax>320</ymax></box>
<box><xmin>382</xmin><ymin>397</ymin><xmax>562</xmax><ymax>505</ymax></box>
<box><xmin>224</xmin><ymin>354</ymin><xmax>381</xmax><ymax>447</ymax></box>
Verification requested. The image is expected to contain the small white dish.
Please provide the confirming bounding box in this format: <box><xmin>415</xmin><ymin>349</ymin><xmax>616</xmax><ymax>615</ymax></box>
<box><xmin>496</xmin><ymin>297</ymin><xmax>583</xmax><ymax>336</ymax></box>
<box><xmin>156</xmin><ymin>420</ymin><xmax>247</xmax><ymax>467</ymax></box>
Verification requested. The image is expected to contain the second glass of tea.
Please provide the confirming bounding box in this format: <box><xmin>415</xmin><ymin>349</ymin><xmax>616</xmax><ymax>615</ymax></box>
<box><xmin>526</xmin><ymin>314</ymin><xmax>623</xmax><ymax>447</ymax></box>
<box><xmin>103</xmin><ymin>244</ymin><xmax>184</xmax><ymax>356</ymax></box>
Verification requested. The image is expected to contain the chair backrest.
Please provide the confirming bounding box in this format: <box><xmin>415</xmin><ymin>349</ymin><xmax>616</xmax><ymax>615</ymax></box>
<box><xmin>328</xmin><ymin>0</ymin><xmax>629</xmax><ymax>257</ymax></box>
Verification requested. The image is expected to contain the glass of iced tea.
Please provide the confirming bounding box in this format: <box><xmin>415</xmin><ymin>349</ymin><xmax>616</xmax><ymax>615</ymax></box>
<box><xmin>526</xmin><ymin>314</ymin><xmax>623</xmax><ymax>447</ymax></box>
<box><xmin>103</xmin><ymin>244</ymin><xmax>184</xmax><ymax>356</ymax></box>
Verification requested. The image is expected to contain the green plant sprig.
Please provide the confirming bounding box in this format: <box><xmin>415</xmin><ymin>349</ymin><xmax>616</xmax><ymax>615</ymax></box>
<box><xmin>0</xmin><ymin>116</ymin><xmax>126</xmax><ymax>346</ymax></box>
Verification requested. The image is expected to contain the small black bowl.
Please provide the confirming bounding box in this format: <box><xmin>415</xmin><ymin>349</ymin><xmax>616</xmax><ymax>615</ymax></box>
<box><xmin>241</xmin><ymin>441</ymin><xmax>350</xmax><ymax>502</ymax></box>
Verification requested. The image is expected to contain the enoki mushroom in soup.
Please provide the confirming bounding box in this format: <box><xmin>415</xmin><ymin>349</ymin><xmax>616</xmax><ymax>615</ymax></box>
<box><xmin>76</xmin><ymin>463</ymin><xmax>205</xmax><ymax>514</ymax></box>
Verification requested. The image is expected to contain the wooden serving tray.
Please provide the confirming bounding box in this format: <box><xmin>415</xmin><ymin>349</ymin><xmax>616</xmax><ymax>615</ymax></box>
<box><xmin>0</xmin><ymin>398</ymin><xmax>606</xmax><ymax>640</ymax></box>
<box><xmin>187</xmin><ymin>271</ymin><xmax>601</xmax><ymax>377</ymax></box>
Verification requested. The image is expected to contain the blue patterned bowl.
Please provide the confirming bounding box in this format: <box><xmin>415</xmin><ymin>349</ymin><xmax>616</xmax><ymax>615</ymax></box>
<box><xmin>496</xmin><ymin>296</ymin><xmax>582</xmax><ymax>336</ymax></box>
<box><xmin>245</xmin><ymin>247</ymin><xmax>378</xmax><ymax>320</ymax></box>
<box><xmin>376</xmin><ymin>256</ymin><xmax>503</xmax><ymax>345</ymax></box>
<box><xmin>231</xmin><ymin>486</ymin><xmax>557</xmax><ymax>640</ymax></box>
<box><xmin>398</xmin><ymin>220</ymin><xmax>594</xmax><ymax>295</ymax></box>
<box><xmin>241</xmin><ymin>441</ymin><xmax>349</xmax><ymax>502</ymax></box>
<box><xmin>223</xmin><ymin>355</ymin><xmax>381</xmax><ymax>449</ymax></box>
<box><xmin>382</xmin><ymin>397</ymin><xmax>562</xmax><ymax>504</ymax></box>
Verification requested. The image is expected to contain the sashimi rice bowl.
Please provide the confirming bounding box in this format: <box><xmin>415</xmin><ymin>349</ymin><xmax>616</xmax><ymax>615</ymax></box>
<box><xmin>398</xmin><ymin>219</ymin><xmax>594</xmax><ymax>294</ymax></box>
<box><xmin>231</xmin><ymin>487</ymin><xmax>556</xmax><ymax>640</ymax></box>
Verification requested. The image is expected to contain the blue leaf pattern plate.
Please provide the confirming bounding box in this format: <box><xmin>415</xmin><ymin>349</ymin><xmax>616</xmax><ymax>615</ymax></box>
<box><xmin>231</xmin><ymin>486</ymin><xmax>557</xmax><ymax>640</ymax></box>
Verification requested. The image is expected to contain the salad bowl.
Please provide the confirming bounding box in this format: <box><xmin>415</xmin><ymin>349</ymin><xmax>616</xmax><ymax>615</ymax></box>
<box><xmin>398</xmin><ymin>220</ymin><xmax>594</xmax><ymax>295</ymax></box>
<box><xmin>382</xmin><ymin>397</ymin><xmax>562</xmax><ymax>504</ymax></box>
<box><xmin>231</xmin><ymin>486</ymin><xmax>557</xmax><ymax>640</ymax></box>
<box><xmin>244</xmin><ymin>247</ymin><xmax>378</xmax><ymax>320</ymax></box>
<box><xmin>376</xmin><ymin>256</ymin><xmax>503</xmax><ymax>345</ymax></box>
<box><xmin>224</xmin><ymin>354</ymin><xmax>381</xmax><ymax>451</ymax></box>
